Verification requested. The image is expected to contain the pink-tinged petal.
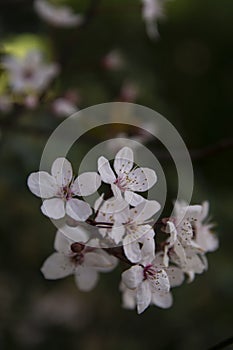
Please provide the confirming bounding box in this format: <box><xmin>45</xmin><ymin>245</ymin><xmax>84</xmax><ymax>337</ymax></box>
<box><xmin>54</xmin><ymin>230</ymin><xmax>72</xmax><ymax>254</ymax></box>
<box><xmin>41</xmin><ymin>252</ymin><xmax>73</xmax><ymax>279</ymax></box>
<box><xmin>136</xmin><ymin>280</ymin><xmax>151</xmax><ymax>314</ymax></box>
<box><xmin>98</xmin><ymin>156</ymin><xmax>116</xmax><ymax>183</ymax></box>
<box><xmin>74</xmin><ymin>266</ymin><xmax>98</xmax><ymax>291</ymax></box>
<box><xmin>84</xmin><ymin>251</ymin><xmax>117</xmax><ymax>272</ymax></box>
<box><xmin>72</xmin><ymin>172</ymin><xmax>101</xmax><ymax>196</ymax></box>
<box><xmin>121</xmin><ymin>265</ymin><xmax>143</xmax><ymax>289</ymax></box>
<box><xmin>166</xmin><ymin>266</ymin><xmax>184</xmax><ymax>287</ymax></box>
<box><xmin>151</xmin><ymin>291</ymin><xmax>173</xmax><ymax>309</ymax></box>
<box><xmin>41</xmin><ymin>198</ymin><xmax>65</xmax><ymax>219</ymax></box>
<box><xmin>131</xmin><ymin>200</ymin><xmax>161</xmax><ymax>222</ymax></box>
<box><xmin>51</xmin><ymin>157</ymin><xmax>73</xmax><ymax>187</ymax></box>
<box><xmin>114</xmin><ymin>147</ymin><xmax>134</xmax><ymax>175</ymax></box>
<box><xmin>124</xmin><ymin>191</ymin><xmax>145</xmax><ymax>206</ymax></box>
<box><xmin>123</xmin><ymin>238</ymin><xmax>142</xmax><ymax>263</ymax></box>
<box><xmin>66</xmin><ymin>198</ymin><xmax>92</xmax><ymax>221</ymax></box>
<box><xmin>127</xmin><ymin>167</ymin><xmax>157</xmax><ymax>192</ymax></box>
<box><xmin>150</xmin><ymin>269</ymin><xmax>170</xmax><ymax>293</ymax></box>
<box><xmin>27</xmin><ymin>171</ymin><xmax>58</xmax><ymax>198</ymax></box>
<box><xmin>201</xmin><ymin>201</ymin><xmax>209</xmax><ymax>221</ymax></box>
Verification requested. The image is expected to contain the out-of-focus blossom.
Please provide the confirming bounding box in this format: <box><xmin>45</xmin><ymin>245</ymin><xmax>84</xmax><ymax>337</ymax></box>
<box><xmin>34</xmin><ymin>0</ymin><xmax>84</xmax><ymax>27</ymax></box>
<box><xmin>141</xmin><ymin>0</ymin><xmax>167</xmax><ymax>39</ymax></box>
<box><xmin>0</xmin><ymin>95</ymin><xmax>13</xmax><ymax>113</ymax></box>
<box><xmin>52</xmin><ymin>98</ymin><xmax>78</xmax><ymax>118</ymax></box>
<box><xmin>24</xmin><ymin>95</ymin><xmax>39</xmax><ymax>109</ymax></box>
<box><xmin>2</xmin><ymin>50</ymin><xmax>59</xmax><ymax>95</ymax></box>
<box><xmin>41</xmin><ymin>231</ymin><xmax>117</xmax><ymax>291</ymax></box>
<box><xmin>101</xmin><ymin>50</ymin><xmax>125</xmax><ymax>71</ymax></box>
<box><xmin>27</xmin><ymin>157</ymin><xmax>101</xmax><ymax>220</ymax></box>
<box><xmin>119</xmin><ymin>81</ymin><xmax>139</xmax><ymax>102</ymax></box>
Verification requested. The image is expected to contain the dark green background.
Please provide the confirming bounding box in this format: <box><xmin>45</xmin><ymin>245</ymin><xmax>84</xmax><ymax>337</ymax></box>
<box><xmin>0</xmin><ymin>0</ymin><xmax>232</xmax><ymax>349</ymax></box>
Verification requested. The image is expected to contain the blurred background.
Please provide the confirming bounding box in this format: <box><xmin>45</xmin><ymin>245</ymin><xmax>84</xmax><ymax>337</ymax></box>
<box><xmin>0</xmin><ymin>0</ymin><xmax>232</xmax><ymax>349</ymax></box>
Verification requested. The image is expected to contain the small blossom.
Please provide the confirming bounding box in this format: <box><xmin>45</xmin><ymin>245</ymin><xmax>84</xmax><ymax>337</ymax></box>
<box><xmin>96</xmin><ymin>191</ymin><xmax>160</xmax><ymax>263</ymax></box>
<box><xmin>121</xmin><ymin>254</ymin><xmax>171</xmax><ymax>314</ymax></box>
<box><xmin>98</xmin><ymin>146</ymin><xmax>157</xmax><ymax>206</ymax></box>
<box><xmin>34</xmin><ymin>0</ymin><xmax>84</xmax><ymax>27</ymax></box>
<box><xmin>119</xmin><ymin>81</ymin><xmax>139</xmax><ymax>102</ymax></box>
<box><xmin>102</xmin><ymin>49</ymin><xmax>125</xmax><ymax>71</ymax></box>
<box><xmin>141</xmin><ymin>0</ymin><xmax>166</xmax><ymax>39</ymax></box>
<box><xmin>41</xmin><ymin>231</ymin><xmax>117</xmax><ymax>291</ymax></box>
<box><xmin>2</xmin><ymin>50</ymin><xmax>59</xmax><ymax>95</ymax></box>
<box><xmin>27</xmin><ymin>157</ymin><xmax>101</xmax><ymax>220</ymax></box>
<box><xmin>52</xmin><ymin>98</ymin><xmax>78</xmax><ymax>118</ymax></box>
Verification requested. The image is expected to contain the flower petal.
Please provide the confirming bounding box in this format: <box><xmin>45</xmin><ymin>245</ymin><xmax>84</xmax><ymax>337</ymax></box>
<box><xmin>121</xmin><ymin>265</ymin><xmax>143</xmax><ymax>289</ymax></box>
<box><xmin>123</xmin><ymin>239</ymin><xmax>142</xmax><ymax>263</ymax></box>
<box><xmin>74</xmin><ymin>266</ymin><xmax>98</xmax><ymax>291</ymax></box>
<box><xmin>51</xmin><ymin>157</ymin><xmax>73</xmax><ymax>187</ymax></box>
<box><xmin>27</xmin><ymin>171</ymin><xmax>58</xmax><ymax>198</ymax></box>
<box><xmin>151</xmin><ymin>291</ymin><xmax>173</xmax><ymax>309</ymax></box>
<box><xmin>72</xmin><ymin>172</ymin><xmax>101</xmax><ymax>196</ymax></box>
<box><xmin>124</xmin><ymin>191</ymin><xmax>145</xmax><ymax>206</ymax></box>
<box><xmin>98</xmin><ymin>156</ymin><xmax>116</xmax><ymax>183</ymax></box>
<box><xmin>41</xmin><ymin>252</ymin><xmax>73</xmax><ymax>279</ymax></box>
<box><xmin>136</xmin><ymin>280</ymin><xmax>151</xmax><ymax>314</ymax></box>
<box><xmin>127</xmin><ymin>167</ymin><xmax>157</xmax><ymax>192</ymax></box>
<box><xmin>114</xmin><ymin>147</ymin><xmax>134</xmax><ymax>175</ymax></box>
<box><xmin>66</xmin><ymin>198</ymin><xmax>92</xmax><ymax>221</ymax></box>
<box><xmin>41</xmin><ymin>198</ymin><xmax>65</xmax><ymax>219</ymax></box>
<box><xmin>131</xmin><ymin>200</ymin><xmax>161</xmax><ymax>222</ymax></box>
<box><xmin>150</xmin><ymin>269</ymin><xmax>170</xmax><ymax>293</ymax></box>
<box><xmin>166</xmin><ymin>266</ymin><xmax>184</xmax><ymax>287</ymax></box>
<box><xmin>84</xmin><ymin>251</ymin><xmax>117</xmax><ymax>272</ymax></box>
<box><xmin>120</xmin><ymin>282</ymin><xmax>136</xmax><ymax>310</ymax></box>
<box><xmin>54</xmin><ymin>230</ymin><xmax>72</xmax><ymax>254</ymax></box>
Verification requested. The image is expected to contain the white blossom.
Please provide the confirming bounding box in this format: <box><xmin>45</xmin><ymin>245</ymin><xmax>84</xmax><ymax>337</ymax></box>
<box><xmin>98</xmin><ymin>146</ymin><xmax>157</xmax><ymax>206</ymax></box>
<box><xmin>27</xmin><ymin>157</ymin><xmax>101</xmax><ymax>220</ymax></box>
<box><xmin>41</xmin><ymin>231</ymin><xmax>117</xmax><ymax>291</ymax></box>
<box><xmin>34</xmin><ymin>0</ymin><xmax>84</xmax><ymax>27</ymax></box>
<box><xmin>2</xmin><ymin>50</ymin><xmax>59</xmax><ymax>95</ymax></box>
<box><xmin>52</xmin><ymin>98</ymin><xmax>78</xmax><ymax>118</ymax></box>
<box><xmin>141</xmin><ymin>0</ymin><xmax>167</xmax><ymax>39</ymax></box>
<box><xmin>96</xmin><ymin>190</ymin><xmax>160</xmax><ymax>263</ymax></box>
<box><xmin>102</xmin><ymin>49</ymin><xmax>125</xmax><ymax>70</ymax></box>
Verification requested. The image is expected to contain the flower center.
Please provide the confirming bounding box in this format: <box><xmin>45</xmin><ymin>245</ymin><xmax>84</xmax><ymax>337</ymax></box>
<box><xmin>61</xmin><ymin>185</ymin><xmax>73</xmax><ymax>200</ymax></box>
<box><xmin>143</xmin><ymin>264</ymin><xmax>157</xmax><ymax>280</ymax></box>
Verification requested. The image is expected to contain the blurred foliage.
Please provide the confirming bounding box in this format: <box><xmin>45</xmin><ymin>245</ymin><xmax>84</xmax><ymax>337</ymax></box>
<box><xmin>0</xmin><ymin>0</ymin><xmax>232</xmax><ymax>349</ymax></box>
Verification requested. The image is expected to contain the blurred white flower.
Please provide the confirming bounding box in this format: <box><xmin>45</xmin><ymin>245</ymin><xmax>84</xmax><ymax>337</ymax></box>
<box><xmin>2</xmin><ymin>50</ymin><xmax>59</xmax><ymax>95</ymax></box>
<box><xmin>141</xmin><ymin>0</ymin><xmax>166</xmax><ymax>39</ymax></box>
<box><xmin>98</xmin><ymin>146</ymin><xmax>157</xmax><ymax>206</ymax></box>
<box><xmin>34</xmin><ymin>0</ymin><xmax>84</xmax><ymax>27</ymax></box>
<box><xmin>119</xmin><ymin>81</ymin><xmax>139</xmax><ymax>102</ymax></box>
<box><xmin>102</xmin><ymin>49</ymin><xmax>125</xmax><ymax>70</ymax></box>
<box><xmin>27</xmin><ymin>157</ymin><xmax>101</xmax><ymax>220</ymax></box>
<box><xmin>195</xmin><ymin>201</ymin><xmax>219</xmax><ymax>252</ymax></box>
<box><xmin>41</xmin><ymin>231</ymin><xmax>117</xmax><ymax>291</ymax></box>
<box><xmin>52</xmin><ymin>98</ymin><xmax>78</xmax><ymax>118</ymax></box>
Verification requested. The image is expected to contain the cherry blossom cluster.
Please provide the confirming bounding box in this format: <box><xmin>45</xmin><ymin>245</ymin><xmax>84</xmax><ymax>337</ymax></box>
<box><xmin>27</xmin><ymin>147</ymin><xmax>218</xmax><ymax>314</ymax></box>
